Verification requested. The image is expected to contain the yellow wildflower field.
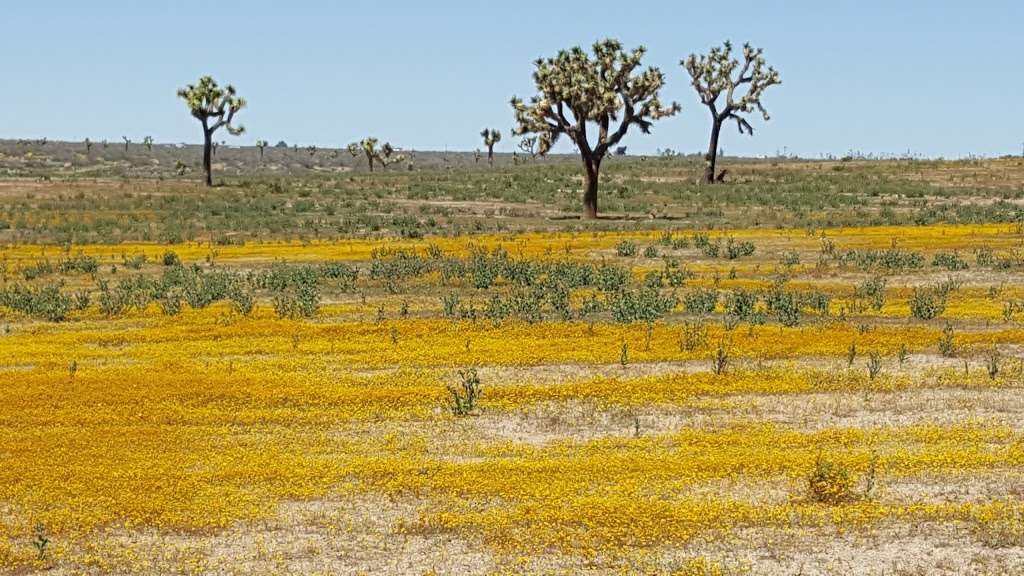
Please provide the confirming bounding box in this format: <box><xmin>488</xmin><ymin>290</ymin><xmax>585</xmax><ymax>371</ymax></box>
<box><xmin>2</xmin><ymin>222</ymin><xmax>1024</xmax><ymax>575</ymax></box>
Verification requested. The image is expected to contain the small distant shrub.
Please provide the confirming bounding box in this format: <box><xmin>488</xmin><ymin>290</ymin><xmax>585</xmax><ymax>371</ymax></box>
<box><xmin>867</xmin><ymin>352</ymin><xmax>882</xmax><ymax>380</ymax></box>
<box><xmin>933</xmin><ymin>251</ymin><xmax>968</xmax><ymax>271</ymax></box>
<box><xmin>855</xmin><ymin>276</ymin><xmax>887</xmax><ymax>311</ymax></box>
<box><xmin>725</xmin><ymin>289</ymin><xmax>757</xmax><ymax>321</ymax></box>
<box><xmin>712</xmin><ymin>340</ymin><xmax>729</xmax><ymax>375</ymax></box>
<box><xmin>973</xmin><ymin>247</ymin><xmax>995</xmax><ymax>267</ymax></box>
<box><xmin>21</xmin><ymin>260</ymin><xmax>54</xmax><ymax>281</ymax></box>
<box><xmin>615</xmin><ymin>240</ymin><xmax>638</xmax><ymax>257</ymax></box>
<box><xmin>807</xmin><ymin>455</ymin><xmax>856</xmax><ymax>504</ymax></box>
<box><xmin>162</xmin><ymin>251</ymin><xmax>181</xmax><ymax>266</ymax></box>
<box><xmin>680</xmin><ymin>320</ymin><xmax>708</xmax><ymax>352</ymax></box>
<box><xmin>725</xmin><ymin>238</ymin><xmax>755</xmax><ymax>260</ymax></box>
<box><xmin>447</xmin><ymin>368</ymin><xmax>481</xmax><ymax>416</ymax></box>
<box><xmin>682</xmin><ymin>288</ymin><xmax>718</xmax><ymax>316</ymax></box>
<box><xmin>608</xmin><ymin>287</ymin><xmax>677</xmax><ymax>324</ymax></box>
<box><xmin>986</xmin><ymin>346</ymin><xmax>1001</xmax><ymax>379</ymax></box>
<box><xmin>663</xmin><ymin>260</ymin><xmax>690</xmax><ymax>287</ymax></box>
<box><xmin>909</xmin><ymin>285</ymin><xmax>948</xmax><ymax>320</ymax></box>
<box><xmin>228</xmin><ymin>286</ymin><xmax>255</xmax><ymax>316</ymax></box>
<box><xmin>700</xmin><ymin>239</ymin><xmax>722</xmax><ymax>258</ymax></box>
<box><xmin>442</xmin><ymin>292</ymin><xmax>460</xmax><ymax>319</ymax></box>
<box><xmin>158</xmin><ymin>292</ymin><xmax>182</xmax><ymax>316</ymax></box>
<box><xmin>938</xmin><ymin>322</ymin><xmax>956</xmax><ymax>357</ymax></box>
<box><xmin>765</xmin><ymin>287</ymin><xmax>801</xmax><ymax>327</ymax></box>
<box><xmin>595</xmin><ymin>264</ymin><xmax>630</xmax><ymax>292</ymax></box>
<box><xmin>0</xmin><ymin>283</ymin><xmax>71</xmax><ymax>322</ymax></box>
<box><xmin>58</xmin><ymin>255</ymin><xmax>98</xmax><ymax>274</ymax></box>
<box><xmin>122</xmin><ymin>254</ymin><xmax>147</xmax><ymax>270</ymax></box>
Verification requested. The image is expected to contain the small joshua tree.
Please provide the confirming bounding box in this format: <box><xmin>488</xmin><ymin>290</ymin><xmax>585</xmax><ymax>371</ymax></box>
<box><xmin>347</xmin><ymin>137</ymin><xmax>404</xmax><ymax>172</ymax></box>
<box><xmin>256</xmin><ymin>140</ymin><xmax>268</xmax><ymax>162</ymax></box>
<box><xmin>480</xmin><ymin>128</ymin><xmax>501</xmax><ymax>166</ymax></box>
<box><xmin>684</xmin><ymin>41</ymin><xmax>780</xmax><ymax>184</ymax></box>
<box><xmin>518</xmin><ymin>135</ymin><xmax>538</xmax><ymax>159</ymax></box>
<box><xmin>122</xmin><ymin>136</ymin><xmax>131</xmax><ymax>152</ymax></box>
<box><xmin>512</xmin><ymin>39</ymin><xmax>679</xmax><ymax>219</ymax></box>
<box><xmin>84</xmin><ymin>138</ymin><xmax>92</xmax><ymax>154</ymax></box>
<box><xmin>143</xmin><ymin>136</ymin><xmax>153</xmax><ymax>152</ymax></box>
<box><xmin>177</xmin><ymin>75</ymin><xmax>246</xmax><ymax>186</ymax></box>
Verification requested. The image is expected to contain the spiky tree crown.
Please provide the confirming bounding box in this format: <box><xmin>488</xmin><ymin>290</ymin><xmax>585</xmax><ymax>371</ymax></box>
<box><xmin>177</xmin><ymin>76</ymin><xmax>247</xmax><ymax>136</ymax></box>
<box><xmin>511</xmin><ymin>39</ymin><xmax>679</xmax><ymax>157</ymax></box>
<box><xmin>348</xmin><ymin>138</ymin><xmax>405</xmax><ymax>166</ymax></box>
<box><xmin>683</xmin><ymin>41</ymin><xmax>780</xmax><ymax>134</ymax></box>
<box><xmin>480</xmin><ymin>129</ymin><xmax>501</xmax><ymax>147</ymax></box>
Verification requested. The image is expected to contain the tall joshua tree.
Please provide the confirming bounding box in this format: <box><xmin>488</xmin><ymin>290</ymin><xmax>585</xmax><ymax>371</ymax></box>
<box><xmin>347</xmin><ymin>137</ymin><xmax>404</xmax><ymax>172</ymax></box>
<box><xmin>480</xmin><ymin>129</ymin><xmax>501</xmax><ymax>166</ymax></box>
<box><xmin>684</xmin><ymin>41</ymin><xmax>780</xmax><ymax>184</ymax></box>
<box><xmin>177</xmin><ymin>76</ymin><xmax>246</xmax><ymax>186</ymax></box>
<box><xmin>512</xmin><ymin>39</ymin><xmax>679</xmax><ymax>219</ymax></box>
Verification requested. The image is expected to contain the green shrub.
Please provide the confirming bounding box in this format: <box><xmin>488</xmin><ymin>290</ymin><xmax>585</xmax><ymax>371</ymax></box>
<box><xmin>58</xmin><ymin>255</ymin><xmax>99</xmax><ymax>274</ymax></box>
<box><xmin>162</xmin><ymin>251</ymin><xmax>181</xmax><ymax>266</ymax></box>
<box><xmin>855</xmin><ymin>276</ymin><xmax>887</xmax><ymax>311</ymax></box>
<box><xmin>682</xmin><ymin>288</ymin><xmax>718</xmax><ymax>316</ymax></box>
<box><xmin>807</xmin><ymin>455</ymin><xmax>856</xmax><ymax>504</ymax></box>
<box><xmin>615</xmin><ymin>240</ymin><xmax>638</xmax><ymax>257</ymax></box>
<box><xmin>933</xmin><ymin>251</ymin><xmax>968</xmax><ymax>271</ymax></box>
<box><xmin>909</xmin><ymin>285</ymin><xmax>948</xmax><ymax>320</ymax></box>
<box><xmin>725</xmin><ymin>238</ymin><xmax>755</xmax><ymax>260</ymax></box>
<box><xmin>725</xmin><ymin>289</ymin><xmax>757</xmax><ymax>321</ymax></box>
<box><xmin>447</xmin><ymin>368</ymin><xmax>481</xmax><ymax>416</ymax></box>
<box><xmin>608</xmin><ymin>287</ymin><xmax>677</xmax><ymax>324</ymax></box>
<box><xmin>0</xmin><ymin>283</ymin><xmax>71</xmax><ymax>321</ymax></box>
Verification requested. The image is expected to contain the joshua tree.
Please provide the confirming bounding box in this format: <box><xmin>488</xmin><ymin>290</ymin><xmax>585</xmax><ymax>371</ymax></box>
<box><xmin>684</xmin><ymin>41</ymin><xmax>780</xmax><ymax>184</ymax></box>
<box><xmin>143</xmin><ymin>136</ymin><xmax>153</xmax><ymax>152</ymax></box>
<box><xmin>176</xmin><ymin>75</ymin><xmax>246</xmax><ymax>186</ymax></box>
<box><xmin>518</xmin><ymin>135</ymin><xmax>538</xmax><ymax>159</ymax></box>
<box><xmin>85</xmin><ymin>138</ymin><xmax>92</xmax><ymax>154</ymax></box>
<box><xmin>256</xmin><ymin>140</ymin><xmax>268</xmax><ymax>162</ymax></box>
<box><xmin>480</xmin><ymin>128</ymin><xmax>501</xmax><ymax>166</ymax></box>
<box><xmin>347</xmin><ymin>137</ymin><xmax>404</xmax><ymax>172</ymax></box>
<box><xmin>511</xmin><ymin>39</ymin><xmax>678</xmax><ymax>219</ymax></box>
<box><xmin>122</xmin><ymin>136</ymin><xmax>131</xmax><ymax>152</ymax></box>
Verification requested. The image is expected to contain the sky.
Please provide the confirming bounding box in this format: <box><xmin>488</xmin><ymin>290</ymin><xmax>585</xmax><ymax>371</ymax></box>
<box><xmin>1</xmin><ymin>1</ymin><xmax>1022</xmax><ymax>158</ymax></box>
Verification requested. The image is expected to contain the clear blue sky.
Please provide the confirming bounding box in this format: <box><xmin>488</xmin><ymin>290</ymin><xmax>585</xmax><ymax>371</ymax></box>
<box><xmin>2</xmin><ymin>1</ymin><xmax>1021</xmax><ymax>158</ymax></box>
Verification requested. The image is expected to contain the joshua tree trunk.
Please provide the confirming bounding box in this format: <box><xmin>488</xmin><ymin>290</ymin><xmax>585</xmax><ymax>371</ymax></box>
<box><xmin>704</xmin><ymin>119</ymin><xmax>723</xmax><ymax>184</ymax></box>
<box><xmin>582</xmin><ymin>155</ymin><xmax>601</xmax><ymax>220</ymax></box>
<box><xmin>365</xmin><ymin>152</ymin><xmax>374</xmax><ymax>172</ymax></box>
<box><xmin>487</xmin><ymin>145</ymin><xmax>495</xmax><ymax>166</ymax></box>
<box><xmin>202</xmin><ymin>126</ymin><xmax>213</xmax><ymax>187</ymax></box>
